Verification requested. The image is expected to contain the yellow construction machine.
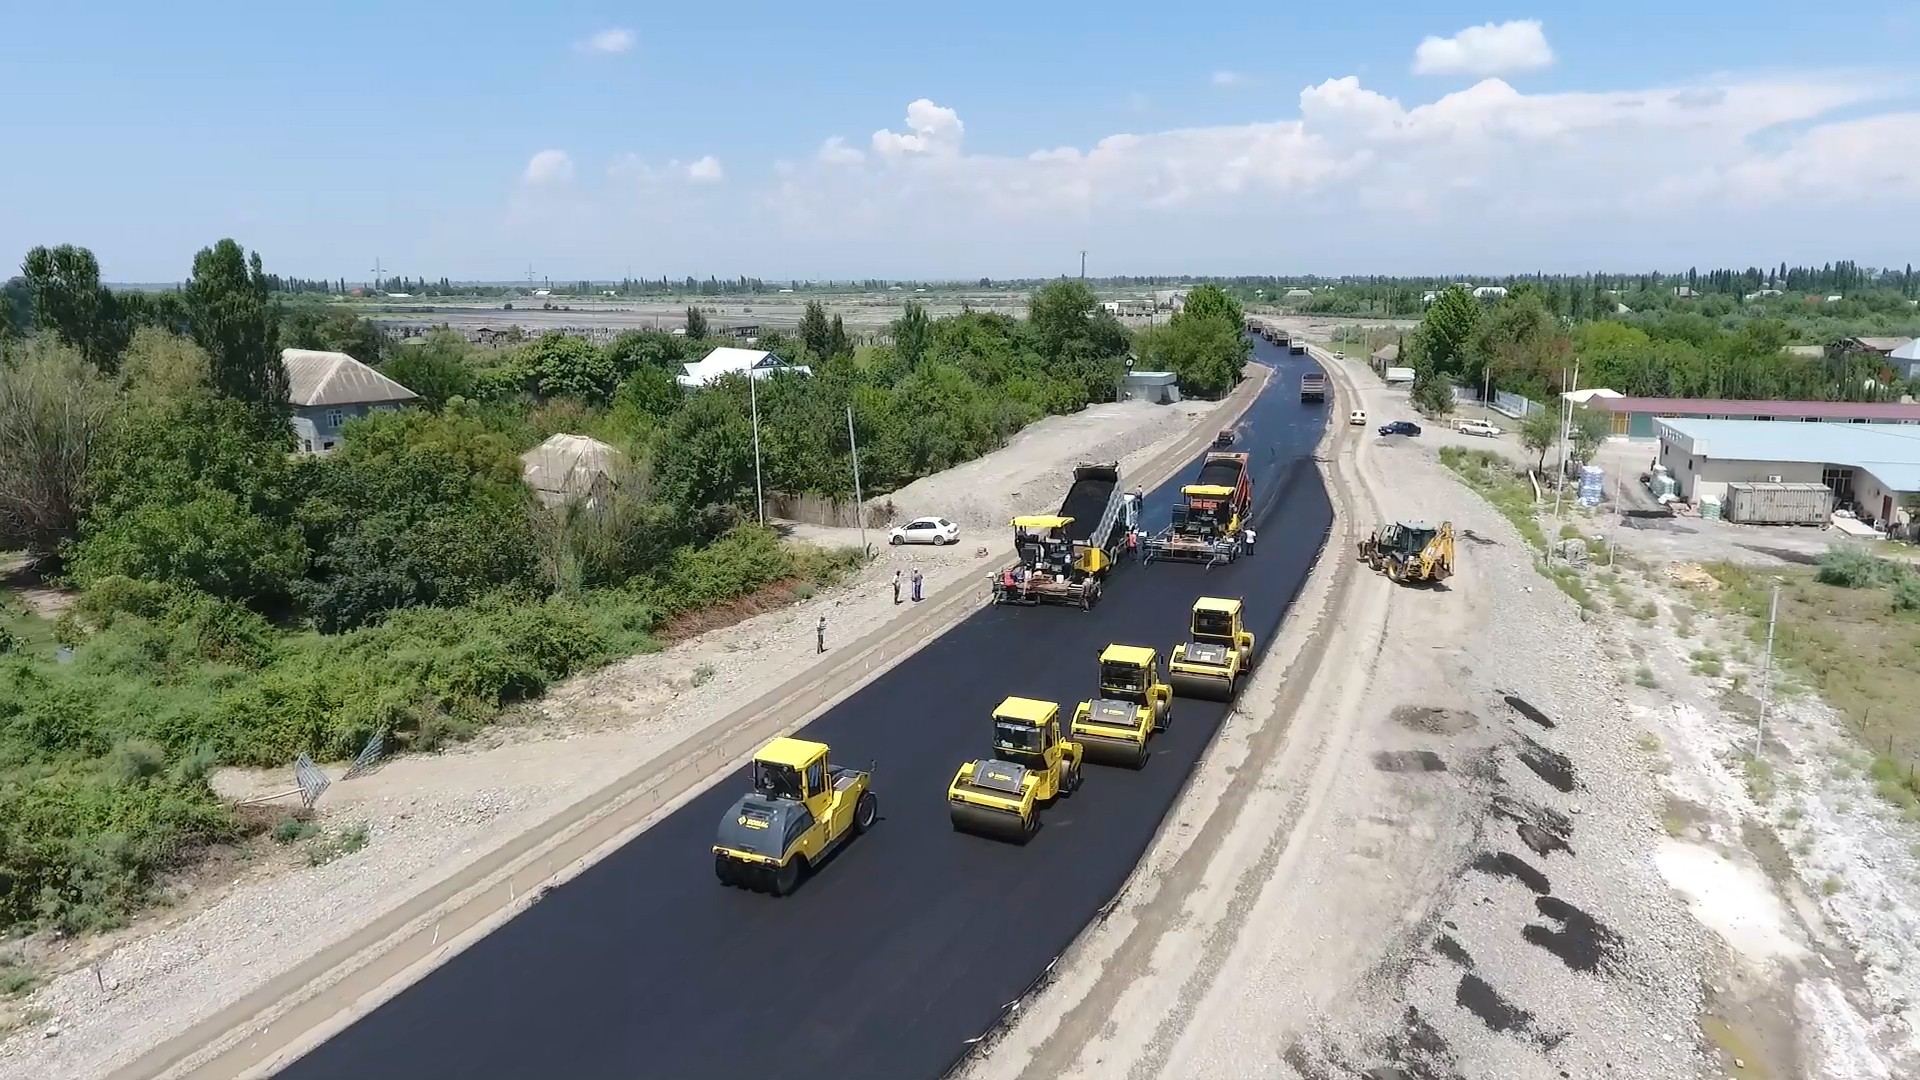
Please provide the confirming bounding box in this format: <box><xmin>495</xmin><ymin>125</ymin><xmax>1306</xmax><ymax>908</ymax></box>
<box><xmin>1358</xmin><ymin>520</ymin><xmax>1455</xmax><ymax>584</ymax></box>
<box><xmin>1168</xmin><ymin>597</ymin><xmax>1255</xmax><ymax>700</ymax></box>
<box><xmin>713</xmin><ymin>737</ymin><xmax>877</xmax><ymax>895</ymax></box>
<box><xmin>948</xmin><ymin>696</ymin><xmax>1084</xmax><ymax>842</ymax></box>
<box><xmin>1071</xmin><ymin>644</ymin><xmax>1173</xmax><ymax>768</ymax></box>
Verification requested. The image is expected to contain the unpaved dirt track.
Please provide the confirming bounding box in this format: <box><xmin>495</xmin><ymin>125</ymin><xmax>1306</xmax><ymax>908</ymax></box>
<box><xmin>267</xmin><ymin>339</ymin><xmax>1333</xmax><ymax>1080</ymax></box>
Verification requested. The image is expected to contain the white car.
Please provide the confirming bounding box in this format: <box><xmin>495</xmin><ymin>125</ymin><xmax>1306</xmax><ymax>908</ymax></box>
<box><xmin>889</xmin><ymin>517</ymin><xmax>960</xmax><ymax>546</ymax></box>
<box><xmin>1349</xmin><ymin>409</ymin><xmax>1367</xmax><ymax>426</ymax></box>
<box><xmin>1455</xmin><ymin>418</ymin><xmax>1502</xmax><ymax>438</ymax></box>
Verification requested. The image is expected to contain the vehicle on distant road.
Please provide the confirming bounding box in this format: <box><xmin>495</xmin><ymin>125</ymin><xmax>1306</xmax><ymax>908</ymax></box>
<box><xmin>1349</xmin><ymin>409</ymin><xmax>1367</xmax><ymax>426</ymax></box>
<box><xmin>890</xmin><ymin>516</ymin><xmax>960</xmax><ymax>545</ymax></box>
<box><xmin>1454</xmin><ymin>418</ymin><xmax>1501</xmax><ymax>437</ymax></box>
<box><xmin>1378</xmin><ymin>420</ymin><xmax>1422</xmax><ymax>437</ymax></box>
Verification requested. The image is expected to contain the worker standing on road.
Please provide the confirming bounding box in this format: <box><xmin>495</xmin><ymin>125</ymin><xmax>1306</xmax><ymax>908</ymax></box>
<box><xmin>1126</xmin><ymin>527</ymin><xmax>1139</xmax><ymax>561</ymax></box>
<box><xmin>911</xmin><ymin>567</ymin><xmax>924</xmax><ymax>603</ymax></box>
<box><xmin>892</xmin><ymin>569</ymin><xmax>902</xmax><ymax>605</ymax></box>
<box><xmin>816</xmin><ymin>615</ymin><xmax>827</xmax><ymax>654</ymax></box>
<box><xmin>1244</xmin><ymin>526</ymin><xmax>1257</xmax><ymax>553</ymax></box>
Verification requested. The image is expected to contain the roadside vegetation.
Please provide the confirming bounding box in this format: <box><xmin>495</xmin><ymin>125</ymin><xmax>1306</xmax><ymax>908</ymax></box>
<box><xmin>1706</xmin><ymin>551</ymin><xmax>1920</xmax><ymax>816</ymax></box>
<box><xmin>0</xmin><ymin>244</ymin><xmax>1253</xmax><ymax>937</ymax></box>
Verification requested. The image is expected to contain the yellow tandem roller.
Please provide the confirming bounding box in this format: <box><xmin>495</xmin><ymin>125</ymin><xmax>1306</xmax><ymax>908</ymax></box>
<box><xmin>1167</xmin><ymin>597</ymin><xmax>1255</xmax><ymax>701</ymax></box>
<box><xmin>948</xmin><ymin>697</ymin><xmax>1084</xmax><ymax>842</ymax></box>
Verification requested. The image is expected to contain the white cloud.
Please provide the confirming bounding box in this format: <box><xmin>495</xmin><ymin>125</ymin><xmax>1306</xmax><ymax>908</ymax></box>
<box><xmin>817</xmin><ymin>136</ymin><xmax>865</xmax><ymax>165</ymax></box>
<box><xmin>1211</xmin><ymin>70</ymin><xmax>1249</xmax><ymax>87</ymax></box>
<box><xmin>522</xmin><ymin>149</ymin><xmax>574</xmax><ymax>185</ymax></box>
<box><xmin>871</xmin><ymin>98</ymin><xmax>965</xmax><ymax>158</ymax></box>
<box><xmin>685</xmin><ymin>155</ymin><xmax>725</xmax><ymax>183</ymax></box>
<box><xmin>576</xmin><ymin>28</ymin><xmax>636</xmax><ymax>55</ymax></box>
<box><xmin>1413</xmin><ymin>20</ymin><xmax>1553</xmax><ymax>76</ymax></box>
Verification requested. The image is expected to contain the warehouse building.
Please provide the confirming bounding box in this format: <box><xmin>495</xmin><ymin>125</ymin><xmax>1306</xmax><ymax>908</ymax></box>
<box><xmin>1585</xmin><ymin>395</ymin><xmax>1920</xmax><ymax>439</ymax></box>
<box><xmin>1655</xmin><ymin>418</ymin><xmax>1920</xmax><ymax>529</ymax></box>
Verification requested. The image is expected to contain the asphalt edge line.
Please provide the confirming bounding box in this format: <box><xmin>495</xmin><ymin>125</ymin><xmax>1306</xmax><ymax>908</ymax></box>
<box><xmin>124</xmin><ymin>364</ymin><xmax>1271</xmax><ymax>1080</ymax></box>
<box><xmin>941</xmin><ymin>341</ymin><xmax>1343</xmax><ymax>1076</ymax></box>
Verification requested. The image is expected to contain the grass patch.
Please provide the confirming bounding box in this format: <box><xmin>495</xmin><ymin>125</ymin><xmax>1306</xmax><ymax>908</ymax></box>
<box><xmin>1635</xmin><ymin>665</ymin><xmax>1657</xmax><ymax>688</ymax></box>
<box><xmin>1704</xmin><ymin>558</ymin><xmax>1920</xmax><ymax>816</ymax></box>
<box><xmin>0</xmin><ymin>958</ymin><xmax>36</xmax><ymax>998</ymax></box>
<box><xmin>305</xmin><ymin>822</ymin><xmax>370</xmax><ymax>867</ymax></box>
<box><xmin>1690</xmin><ymin>649</ymin><xmax>1724</xmax><ymax>677</ymax></box>
<box><xmin>272</xmin><ymin>818</ymin><xmax>318</xmax><ymax>845</ymax></box>
<box><xmin>1745</xmin><ymin>756</ymin><xmax>1778</xmax><ymax>803</ymax></box>
<box><xmin>1543</xmin><ymin>562</ymin><xmax>1595</xmax><ymax>610</ymax></box>
<box><xmin>1822</xmin><ymin>875</ymin><xmax>1843</xmax><ymax>896</ymax></box>
<box><xmin>691</xmin><ymin>663</ymin><xmax>715</xmax><ymax>687</ymax></box>
<box><xmin>1440</xmin><ymin>447</ymin><xmax>1546</xmax><ymax>553</ymax></box>
<box><xmin>1636</xmin><ymin>731</ymin><xmax>1663</xmax><ymax>753</ymax></box>
<box><xmin>1634</xmin><ymin>600</ymin><xmax>1659</xmax><ymax>622</ymax></box>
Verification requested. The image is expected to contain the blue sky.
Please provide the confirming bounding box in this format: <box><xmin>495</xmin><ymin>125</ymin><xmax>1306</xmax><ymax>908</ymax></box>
<box><xmin>2</xmin><ymin>2</ymin><xmax>1917</xmax><ymax>282</ymax></box>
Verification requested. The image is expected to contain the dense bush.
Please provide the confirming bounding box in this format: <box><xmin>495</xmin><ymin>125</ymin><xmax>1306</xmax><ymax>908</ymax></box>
<box><xmin>1815</xmin><ymin>547</ymin><xmax>1904</xmax><ymax>589</ymax></box>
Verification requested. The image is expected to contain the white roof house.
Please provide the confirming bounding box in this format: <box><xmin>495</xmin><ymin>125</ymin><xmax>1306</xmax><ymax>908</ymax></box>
<box><xmin>1472</xmin><ymin>286</ymin><xmax>1509</xmax><ymax>300</ymax></box>
<box><xmin>520</xmin><ymin>433</ymin><xmax>625</xmax><ymax>508</ymax></box>
<box><xmin>1891</xmin><ymin>338</ymin><xmax>1920</xmax><ymax>380</ymax></box>
<box><xmin>281</xmin><ymin>349</ymin><xmax>418</xmax><ymax>409</ymax></box>
<box><xmin>677</xmin><ymin>347</ymin><xmax>810</xmax><ymax>388</ymax></box>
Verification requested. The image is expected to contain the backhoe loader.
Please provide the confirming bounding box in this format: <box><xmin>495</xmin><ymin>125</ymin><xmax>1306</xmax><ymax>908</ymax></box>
<box><xmin>1358</xmin><ymin>520</ymin><xmax>1455</xmax><ymax>584</ymax></box>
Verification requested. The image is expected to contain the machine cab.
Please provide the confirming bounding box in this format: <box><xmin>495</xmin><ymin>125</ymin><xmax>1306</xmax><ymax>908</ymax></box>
<box><xmin>992</xmin><ymin>696</ymin><xmax>1061</xmax><ymax>766</ymax></box>
<box><xmin>750</xmin><ymin>737</ymin><xmax>834</xmax><ymax>817</ymax></box>
<box><xmin>1393</xmin><ymin>521</ymin><xmax>1437</xmax><ymax>554</ymax></box>
<box><xmin>1098</xmin><ymin>644</ymin><xmax>1160</xmax><ymax>704</ymax></box>
<box><xmin>1012</xmin><ymin>515</ymin><xmax>1076</xmax><ymax>573</ymax></box>
<box><xmin>1190</xmin><ymin>597</ymin><xmax>1243</xmax><ymax>645</ymax></box>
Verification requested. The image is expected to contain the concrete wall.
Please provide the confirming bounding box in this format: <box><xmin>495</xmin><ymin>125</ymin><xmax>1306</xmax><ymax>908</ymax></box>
<box><xmin>1854</xmin><ymin>467</ymin><xmax>1908</xmax><ymax>528</ymax></box>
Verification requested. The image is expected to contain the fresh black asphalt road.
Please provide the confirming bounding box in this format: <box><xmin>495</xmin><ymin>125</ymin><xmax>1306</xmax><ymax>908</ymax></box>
<box><xmin>282</xmin><ymin>339</ymin><xmax>1333</xmax><ymax>1080</ymax></box>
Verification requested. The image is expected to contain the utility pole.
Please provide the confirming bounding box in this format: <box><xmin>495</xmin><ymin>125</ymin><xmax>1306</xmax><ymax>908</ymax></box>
<box><xmin>1552</xmin><ymin>358</ymin><xmax>1581</xmax><ymax>521</ymax></box>
<box><xmin>846</xmin><ymin>406</ymin><xmax>868</xmax><ymax>558</ymax></box>
<box><xmin>749</xmin><ymin>368</ymin><xmax>765</xmax><ymax>524</ymax></box>
<box><xmin>1080</xmin><ymin>251</ymin><xmax>1087</xmax><ymax>280</ymax></box>
<box><xmin>1756</xmin><ymin>583</ymin><xmax>1780</xmax><ymax>758</ymax></box>
<box><xmin>370</xmin><ymin>258</ymin><xmax>385</xmax><ymax>291</ymax></box>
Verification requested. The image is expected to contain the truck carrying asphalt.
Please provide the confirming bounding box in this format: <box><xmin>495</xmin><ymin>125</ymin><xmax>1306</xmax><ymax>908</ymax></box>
<box><xmin>1300</xmin><ymin>372</ymin><xmax>1327</xmax><ymax>402</ymax></box>
<box><xmin>1058</xmin><ymin>462</ymin><xmax>1123</xmax><ymax>549</ymax></box>
<box><xmin>1194</xmin><ymin>455</ymin><xmax>1244</xmax><ymax>490</ymax></box>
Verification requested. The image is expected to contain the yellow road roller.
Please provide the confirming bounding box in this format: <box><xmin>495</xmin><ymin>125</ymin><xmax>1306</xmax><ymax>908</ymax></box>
<box><xmin>713</xmin><ymin>737</ymin><xmax>876</xmax><ymax>896</ymax></box>
<box><xmin>948</xmin><ymin>696</ymin><xmax>1084</xmax><ymax>842</ymax></box>
<box><xmin>1168</xmin><ymin>596</ymin><xmax>1255</xmax><ymax>701</ymax></box>
<box><xmin>1071</xmin><ymin>644</ymin><xmax>1173</xmax><ymax>768</ymax></box>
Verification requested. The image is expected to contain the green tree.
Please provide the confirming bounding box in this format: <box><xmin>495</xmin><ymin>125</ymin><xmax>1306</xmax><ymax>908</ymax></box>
<box><xmin>603</xmin><ymin>330</ymin><xmax>685</xmax><ymax>377</ymax></box>
<box><xmin>21</xmin><ymin>244</ymin><xmax>129</xmax><ymax>370</ymax></box>
<box><xmin>380</xmin><ymin>330</ymin><xmax>476</xmax><ymax>407</ymax></box>
<box><xmin>828</xmin><ymin>314</ymin><xmax>850</xmax><ymax>359</ymax></box>
<box><xmin>525</xmin><ymin>332</ymin><xmax>618</xmax><ymax>403</ymax></box>
<box><xmin>0</xmin><ymin>337</ymin><xmax>117</xmax><ymax>555</ymax></box>
<box><xmin>1568</xmin><ymin>408</ymin><xmax>1611</xmax><ymax>467</ymax></box>
<box><xmin>1411</xmin><ymin>286</ymin><xmax>1480</xmax><ymax>380</ymax></box>
<box><xmin>1409</xmin><ymin>363</ymin><xmax>1455</xmax><ymax>416</ymax></box>
<box><xmin>892</xmin><ymin>301</ymin><xmax>931</xmax><ymax>368</ymax></box>
<box><xmin>655</xmin><ymin>384</ymin><xmax>756</xmax><ymax>511</ymax></box>
<box><xmin>118</xmin><ymin>327</ymin><xmax>212</xmax><ymax>406</ymax></box>
<box><xmin>799</xmin><ymin>301</ymin><xmax>832</xmax><ymax>360</ymax></box>
<box><xmin>1180</xmin><ymin>284</ymin><xmax>1244</xmax><ymax>327</ymax></box>
<box><xmin>0</xmin><ymin>275</ymin><xmax>30</xmax><ymax>341</ymax></box>
<box><xmin>611</xmin><ymin>364</ymin><xmax>684</xmax><ymax>423</ymax></box>
<box><xmin>684</xmin><ymin>305</ymin><xmax>708</xmax><ymax>339</ymax></box>
<box><xmin>281</xmin><ymin>306</ymin><xmax>385</xmax><ymax>365</ymax></box>
<box><xmin>184</xmin><ymin>239</ymin><xmax>286</xmax><ymax>418</ymax></box>
<box><xmin>1027</xmin><ymin>280</ymin><xmax>1099</xmax><ymax>359</ymax></box>
<box><xmin>1520</xmin><ymin>408</ymin><xmax>1559</xmax><ymax>472</ymax></box>
<box><xmin>1135</xmin><ymin>317</ymin><xmax>1245</xmax><ymax>398</ymax></box>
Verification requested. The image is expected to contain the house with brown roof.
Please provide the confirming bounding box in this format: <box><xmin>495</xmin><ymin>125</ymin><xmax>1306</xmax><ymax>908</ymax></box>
<box><xmin>281</xmin><ymin>348</ymin><xmax>419</xmax><ymax>453</ymax></box>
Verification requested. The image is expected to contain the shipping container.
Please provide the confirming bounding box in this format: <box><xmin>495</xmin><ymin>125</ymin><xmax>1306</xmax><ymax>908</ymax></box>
<box><xmin>1723</xmin><ymin>481</ymin><xmax>1832</xmax><ymax>526</ymax></box>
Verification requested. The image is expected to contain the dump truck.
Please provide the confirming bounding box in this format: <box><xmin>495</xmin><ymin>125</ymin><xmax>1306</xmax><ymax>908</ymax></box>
<box><xmin>1289</xmin><ymin>341</ymin><xmax>1306</xmax><ymax>356</ymax></box>
<box><xmin>1168</xmin><ymin>597</ymin><xmax>1255</xmax><ymax>700</ymax></box>
<box><xmin>1071</xmin><ymin>644</ymin><xmax>1173</xmax><ymax>768</ymax></box>
<box><xmin>1300</xmin><ymin>371</ymin><xmax>1327</xmax><ymax>402</ymax></box>
<box><xmin>948</xmin><ymin>696</ymin><xmax>1084</xmax><ymax>842</ymax></box>
<box><xmin>1143</xmin><ymin>452</ymin><xmax>1252</xmax><ymax>564</ymax></box>
<box><xmin>713</xmin><ymin>737</ymin><xmax>876</xmax><ymax>896</ymax></box>
<box><xmin>1358</xmin><ymin>519</ymin><xmax>1456</xmax><ymax>584</ymax></box>
<box><xmin>992</xmin><ymin>462</ymin><xmax>1128</xmax><ymax>608</ymax></box>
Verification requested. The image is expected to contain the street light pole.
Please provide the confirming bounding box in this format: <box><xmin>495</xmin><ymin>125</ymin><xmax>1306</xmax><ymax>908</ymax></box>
<box><xmin>846</xmin><ymin>405</ymin><xmax>868</xmax><ymax>558</ymax></box>
<box><xmin>1756</xmin><ymin>583</ymin><xmax>1780</xmax><ymax>758</ymax></box>
<box><xmin>749</xmin><ymin>367</ymin><xmax>765</xmax><ymax>524</ymax></box>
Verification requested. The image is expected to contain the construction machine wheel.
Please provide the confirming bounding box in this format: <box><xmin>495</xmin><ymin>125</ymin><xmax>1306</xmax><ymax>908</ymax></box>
<box><xmin>854</xmin><ymin>791</ymin><xmax>878</xmax><ymax>834</ymax></box>
<box><xmin>1170</xmin><ymin>670</ymin><xmax>1235</xmax><ymax>701</ymax></box>
<box><xmin>714</xmin><ymin>854</ymin><xmax>739</xmax><ymax>888</ymax></box>
<box><xmin>1062</xmin><ymin>761</ymin><xmax>1082</xmax><ymax>797</ymax></box>
<box><xmin>770</xmin><ymin>857</ymin><xmax>804</xmax><ymax>897</ymax></box>
<box><xmin>1152</xmin><ymin>697</ymin><xmax>1170</xmax><ymax>732</ymax></box>
<box><xmin>1128</xmin><ymin>742</ymin><xmax>1150</xmax><ymax>770</ymax></box>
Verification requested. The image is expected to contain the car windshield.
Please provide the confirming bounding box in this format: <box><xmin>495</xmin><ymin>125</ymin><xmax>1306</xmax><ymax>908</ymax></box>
<box><xmin>1397</xmin><ymin>529</ymin><xmax>1435</xmax><ymax>553</ymax></box>
<box><xmin>752</xmin><ymin>760</ymin><xmax>803</xmax><ymax>800</ymax></box>
<box><xmin>994</xmin><ymin>720</ymin><xmax>1042</xmax><ymax>754</ymax></box>
<box><xmin>1101</xmin><ymin>661</ymin><xmax>1146</xmax><ymax>692</ymax></box>
<box><xmin>1193</xmin><ymin>610</ymin><xmax>1233</xmax><ymax>637</ymax></box>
